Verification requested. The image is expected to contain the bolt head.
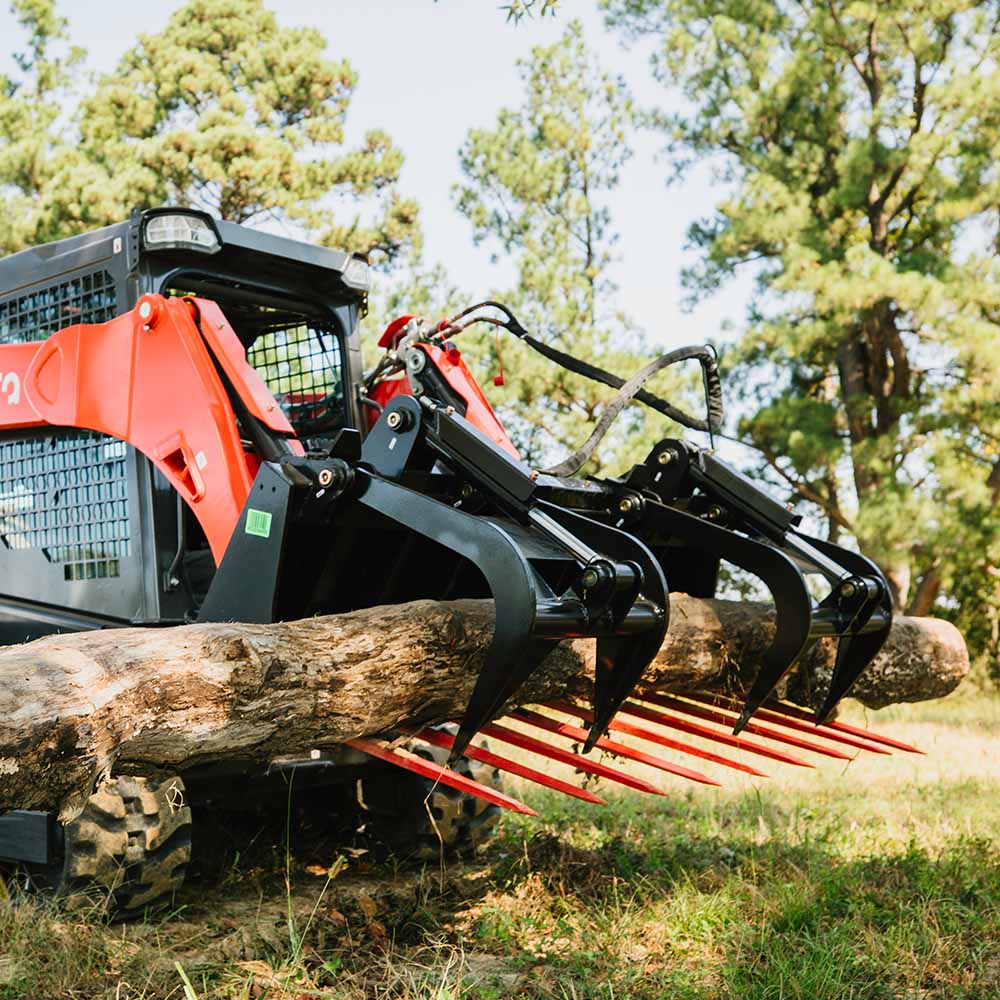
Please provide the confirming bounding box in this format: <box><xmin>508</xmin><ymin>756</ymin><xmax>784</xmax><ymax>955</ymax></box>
<box><xmin>618</xmin><ymin>497</ymin><xmax>634</xmax><ymax>514</ymax></box>
<box><xmin>318</xmin><ymin>468</ymin><xmax>334</xmax><ymax>487</ymax></box>
<box><xmin>386</xmin><ymin>410</ymin><xmax>403</xmax><ymax>430</ymax></box>
<box><xmin>657</xmin><ymin>449</ymin><xmax>675</xmax><ymax>466</ymax></box>
<box><xmin>707</xmin><ymin>505</ymin><xmax>724</xmax><ymax>520</ymax></box>
<box><xmin>840</xmin><ymin>581</ymin><xmax>856</xmax><ymax>598</ymax></box>
<box><xmin>138</xmin><ymin>301</ymin><xmax>152</xmax><ymax>320</ymax></box>
<box><xmin>580</xmin><ymin>568</ymin><xmax>600</xmax><ymax>590</ymax></box>
<box><xmin>460</xmin><ymin>484</ymin><xmax>474</xmax><ymax>499</ymax></box>
<box><xmin>445</xmin><ymin>405</ymin><xmax>456</xmax><ymax>416</ymax></box>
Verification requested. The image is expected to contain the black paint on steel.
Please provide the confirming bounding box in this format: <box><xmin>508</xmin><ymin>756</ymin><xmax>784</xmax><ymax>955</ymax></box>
<box><xmin>0</xmin><ymin>811</ymin><xmax>54</xmax><ymax>865</ymax></box>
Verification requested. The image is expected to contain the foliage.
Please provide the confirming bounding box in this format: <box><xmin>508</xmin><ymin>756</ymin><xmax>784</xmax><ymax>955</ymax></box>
<box><xmin>0</xmin><ymin>0</ymin><xmax>94</xmax><ymax>252</ymax></box>
<box><xmin>503</xmin><ymin>0</ymin><xmax>560</xmax><ymax>21</ymax></box>
<box><xmin>454</xmin><ymin>20</ymin><xmax>697</xmax><ymax>474</ymax></box>
<box><xmin>605</xmin><ymin>0</ymin><xmax>1000</xmax><ymax>650</ymax></box>
<box><xmin>1</xmin><ymin>0</ymin><xmax>420</xmax><ymax>263</ymax></box>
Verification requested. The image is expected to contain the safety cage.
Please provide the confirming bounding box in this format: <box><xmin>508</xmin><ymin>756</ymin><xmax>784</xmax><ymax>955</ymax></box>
<box><xmin>0</xmin><ymin>208</ymin><xmax>366</xmax><ymax>638</ymax></box>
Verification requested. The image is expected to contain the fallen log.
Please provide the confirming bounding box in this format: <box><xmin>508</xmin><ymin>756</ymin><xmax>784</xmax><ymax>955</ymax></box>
<box><xmin>0</xmin><ymin>596</ymin><xmax>967</xmax><ymax>819</ymax></box>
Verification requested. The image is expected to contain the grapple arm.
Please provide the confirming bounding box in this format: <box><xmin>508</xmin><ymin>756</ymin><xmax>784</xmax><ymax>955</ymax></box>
<box><xmin>615</xmin><ymin>439</ymin><xmax>892</xmax><ymax>728</ymax></box>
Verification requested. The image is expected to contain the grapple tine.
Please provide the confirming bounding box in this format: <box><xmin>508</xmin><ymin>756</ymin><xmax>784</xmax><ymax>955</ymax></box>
<box><xmin>545</xmin><ymin>700</ymin><xmax>769</xmax><ymax>777</ymax></box>
<box><xmin>764</xmin><ymin>700</ymin><xmax>924</xmax><ymax>754</ymax></box>
<box><xmin>479</xmin><ymin>722</ymin><xmax>666</xmax><ymax>795</ymax></box>
<box><xmin>404</xmin><ymin>726</ymin><xmax>607</xmax><ymax>805</ymax></box>
<box><xmin>637</xmin><ymin>500</ymin><xmax>813</xmax><ymax>734</ymax></box>
<box><xmin>640</xmin><ymin>693</ymin><xmax>854</xmax><ymax>761</ymax></box>
<box><xmin>511</xmin><ymin>709</ymin><xmax>721</xmax><ymax>786</ymax></box>
<box><xmin>796</xmin><ymin>533</ymin><xmax>894</xmax><ymax>724</ymax></box>
<box><xmin>681</xmin><ymin>691</ymin><xmax>891</xmax><ymax>755</ymax></box>
<box><xmin>618</xmin><ymin>700</ymin><xmax>815</xmax><ymax>767</ymax></box>
<box><xmin>535</xmin><ymin>502</ymin><xmax>669</xmax><ymax>754</ymax></box>
<box><xmin>345</xmin><ymin>737</ymin><xmax>538</xmax><ymax>816</ymax></box>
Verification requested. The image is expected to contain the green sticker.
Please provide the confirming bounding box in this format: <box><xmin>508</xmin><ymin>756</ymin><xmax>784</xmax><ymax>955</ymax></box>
<box><xmin>245</xmin><ymin>509</ymin><xmax>272</xmax><ymax>538</ymax></box>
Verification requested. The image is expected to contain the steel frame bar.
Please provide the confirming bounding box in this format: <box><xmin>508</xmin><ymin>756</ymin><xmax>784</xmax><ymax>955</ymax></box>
<box><xmin>345</xmin><ymin>737</ymin><xmax>537</xmax><ymax>815</ymax></box>
<box><xmin>510</xmin><ymin>709</ymin><xmax>721</xmax><ymax>786</ymax></box>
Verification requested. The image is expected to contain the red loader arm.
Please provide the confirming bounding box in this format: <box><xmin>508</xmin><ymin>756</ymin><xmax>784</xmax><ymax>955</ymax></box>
<box><xmin>0</xmin><ymin>294</ymin><xmax>300</xmax><ymax>563</ymax></box>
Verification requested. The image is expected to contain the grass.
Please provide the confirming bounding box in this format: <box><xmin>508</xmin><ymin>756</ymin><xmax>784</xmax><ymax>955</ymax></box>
<box><xmin>0</xmin><ymin>693</ymin><xmax>998</xmax><ymax>999</ymax></box>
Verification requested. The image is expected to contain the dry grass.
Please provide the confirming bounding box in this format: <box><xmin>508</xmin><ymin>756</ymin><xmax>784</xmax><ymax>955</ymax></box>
<box><xmin>1</xmin><ymin>692</ymin><xmax>998</xmax><ymax>999</ymax></box>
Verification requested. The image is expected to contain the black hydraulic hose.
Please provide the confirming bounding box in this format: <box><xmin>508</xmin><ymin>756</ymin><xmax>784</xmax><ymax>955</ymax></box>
<box><xmin>519</xmin><ymin>334</ymin><xmax>723</xmax><ymax>435</ymax></box>
<box><xmin>436</xmin><ymin>302</ymin><xmax>723</xmax><ymax>435</ymax></box>
<box><xmin>543</xmin><ymin>345</ymin><xmax>723</xmax><ymax>477</ymax></box>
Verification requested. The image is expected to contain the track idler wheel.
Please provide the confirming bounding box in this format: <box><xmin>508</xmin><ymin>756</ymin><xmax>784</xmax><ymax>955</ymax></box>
<box><xmin>27</xmin><ymin>774</ymin><xmax>192</xmax><ymax>919</ymax></box>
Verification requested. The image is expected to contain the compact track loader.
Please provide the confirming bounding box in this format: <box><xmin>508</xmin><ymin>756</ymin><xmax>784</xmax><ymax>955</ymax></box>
<box><xmin>0</xmin><ymin>209</ymin><xmax>905</xmax><ymax>916</ymax></box>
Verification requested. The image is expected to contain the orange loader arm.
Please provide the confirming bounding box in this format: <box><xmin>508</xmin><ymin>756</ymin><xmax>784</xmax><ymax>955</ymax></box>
<box><xmin>0</xmin><ymin>294</ymin><xmax>302</xmax><ymax>563</ymax></box>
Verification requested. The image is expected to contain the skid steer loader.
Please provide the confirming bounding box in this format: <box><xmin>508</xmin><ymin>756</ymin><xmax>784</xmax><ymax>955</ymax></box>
<box><xmin>0</xmin><ymin>208</ymin><xmax>904</xmax><ymax>917</ymax></box>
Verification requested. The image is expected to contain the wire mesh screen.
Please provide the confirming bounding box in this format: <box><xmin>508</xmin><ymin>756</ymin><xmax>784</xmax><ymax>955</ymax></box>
<box><xmin>246</xmin><ymin>320</ymin><xmax>345</xmax><ymax>436</ymax></box>
<box><xmin>0</xmin><ymin>270</ymin><xmax>128</xmax><ymax>581</ymax></box>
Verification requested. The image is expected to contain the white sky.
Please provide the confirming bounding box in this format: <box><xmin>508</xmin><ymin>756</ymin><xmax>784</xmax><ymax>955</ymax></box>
<box><xmin>0</xmin><ymin>0</ymin><xmax>754</xmax><ymax>349</ymax></box>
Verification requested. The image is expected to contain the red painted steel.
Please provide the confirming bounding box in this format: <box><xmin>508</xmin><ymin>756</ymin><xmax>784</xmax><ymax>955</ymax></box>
<box><xmin>510</xmin><ymin>710</ymin><xmax>721</xmax><ymax>787</ymax></box>
<box><xmin>478</xmin><ymin>722</ymin><xmax>666</xmax><ymax>795</ymax></box>
<box><xmin>679</xmin><ymin>691</ymin><xmax>891</xmax><ymax>755</ymax></box>
<box><xmin>617</xmin><ymin>701</ymin><xmax>814</xmax><ymax>767</ymax></box>
<box><xmin>405</xmin><ymin>726</ymin><xmax>606</xmax><ymax>805</ymax></box>
<box><xmin>545</xmin><ymin>701</ymin><xmax>769</xmax><ymax>778</ymax></box>
<box><xmin>0</xmin><ymin>294</ymin><xmax>293</xmax><ymax>563</ymax></box>
<box><xmin>345</xmin><ymin>737</ymin><xmax>538</xmax><ymax>815</ymax></box>
<box><xmin>369</xmin><ymin>336</ymin><xmax>519</xmax><ymax>457</ymax></box>
<box><xmin>763</xmin><ymin>700</ymin><xmax>924</xmax><ymax>754</ymax></box>
<box><xmin>640</xmin><ymin>693</ymin><xmax>855</xmax><ymax>761</ymax></box>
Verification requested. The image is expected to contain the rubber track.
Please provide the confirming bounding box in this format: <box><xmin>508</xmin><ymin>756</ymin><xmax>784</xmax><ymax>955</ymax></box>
<box><xmin>59</xmin><ymin>774</ymin><xmax>192</xmax><ymax>918</ymax></box>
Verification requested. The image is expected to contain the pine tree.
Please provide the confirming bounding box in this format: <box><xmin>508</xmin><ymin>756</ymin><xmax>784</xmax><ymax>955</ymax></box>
<box><xmin>606</xmin><ymin>0</ymin><xmax>1000</xmax><ymax>664</ymax></box>
<box><xmin>2</xmin><ymin>0</ymin><xmax>420</xmax><ymax>263</ymax></box>
<box><xmin>455</xmin><ymin>20</ymin><xmax>694</xmax><ymax>475</ymax></box>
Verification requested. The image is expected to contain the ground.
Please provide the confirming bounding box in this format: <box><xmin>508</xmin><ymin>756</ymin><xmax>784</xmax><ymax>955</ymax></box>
<box><xmin>1</xmin><ymin>693</ymin><xmax>998</xmax><ymax>1000</ymax></box>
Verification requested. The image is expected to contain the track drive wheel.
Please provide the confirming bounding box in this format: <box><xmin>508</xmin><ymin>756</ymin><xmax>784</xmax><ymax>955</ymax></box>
<box><xmin>360</xmin><ymin>730</ymin><xmax>503</xmax><ymax>861</ymax></box>
<box><xmin>29</xmin><ymin>774</ymin><xmax>192</xmax><ymax>919</ymax></box>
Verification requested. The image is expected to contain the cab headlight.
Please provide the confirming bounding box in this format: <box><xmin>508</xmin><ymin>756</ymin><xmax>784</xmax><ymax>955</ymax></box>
<box><xmin>143</xmin><ymin>213</ymin><xmax>221</xmax><ymax>253</ymax></box>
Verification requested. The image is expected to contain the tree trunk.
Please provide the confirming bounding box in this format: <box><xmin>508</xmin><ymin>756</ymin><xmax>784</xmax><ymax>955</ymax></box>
<box><xmin>0</xmin><ymin>595</ymin><xmax>968</xmax><ymax>819</ymax></box>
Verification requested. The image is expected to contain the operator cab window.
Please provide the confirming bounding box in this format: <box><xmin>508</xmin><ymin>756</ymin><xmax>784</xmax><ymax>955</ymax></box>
<box><xmin>163</xmin><ymin>280</ymin><xmax>347</xmax><ymax>441</ymax></box>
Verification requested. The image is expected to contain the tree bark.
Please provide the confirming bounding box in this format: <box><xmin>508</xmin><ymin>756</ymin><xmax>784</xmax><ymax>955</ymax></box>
<box><xmin>0</xmin><ymin>596</ymin><xmax>968</xmax><ymax>819</ymax></box>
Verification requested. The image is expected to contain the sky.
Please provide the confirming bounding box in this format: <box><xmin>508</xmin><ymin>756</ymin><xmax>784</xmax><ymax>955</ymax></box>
<box><xmin>0</xmin><ymin>0</ymin><xmax>755</xmax><ymax>350</ymax></box>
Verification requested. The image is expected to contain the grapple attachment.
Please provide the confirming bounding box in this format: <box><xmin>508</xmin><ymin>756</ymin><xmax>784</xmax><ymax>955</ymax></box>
<box><xmin>356</xmin><ymin>306</ymin><xmax>893</xmax><ymax>757</ymax></box>
<box><xmin>597</xmin><ymin>440</ymin><xmax>894</xmax><ymax>730</ymax></box>
<box><xmin>357</xmin><ymin>392</ymin><xmax>668</xmax><ymax>761</ymax></box>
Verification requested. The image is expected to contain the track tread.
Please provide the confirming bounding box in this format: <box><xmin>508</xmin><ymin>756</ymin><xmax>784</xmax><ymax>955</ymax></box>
<box><xmin>54</xmin><ymin>775</ymin><xmax>192</xmax><ymax>918</ymax></box>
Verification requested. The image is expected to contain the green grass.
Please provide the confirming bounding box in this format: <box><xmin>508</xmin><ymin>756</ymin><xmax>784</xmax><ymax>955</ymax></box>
<box><xmin>1</xmin><ymin>693</ymin><xmax>998</xmax><ymax>999</ymax></box>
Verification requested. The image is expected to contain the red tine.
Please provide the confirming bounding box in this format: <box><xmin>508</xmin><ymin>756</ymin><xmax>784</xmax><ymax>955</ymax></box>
<box><xmin>763</xmin><ymin>699</ymin><xmax>924</xmax><ymax>754</ymax></box>
<box><xmin>510</xmin><ymin>709</ymin><xmax>721</xmax><ymax>787</ymax></box>
<box><xmin>478</xmin><ymin>722</ymin><xmax>666</xmax><ymax>796</ymax></box>
<box><xmin>640</xmin><ymin>693</ymin><xmax>855</xmax><ymax>761</ymax></box>
<box><xmin>346</xmin><ymin>737</ymin><xmax>537</xmax><ymax>815</ymax></box>
<box><xmin>404</xmin><ymin>726</ymin><xmax>607</xmax><ymax>805</ymax></box>
<box><xmin>544</xmin><ymin>700</ymin><xmax>768</xmax><ymax>778</ymax></box>
<box><xmin>680</xmin><ymin>691</ymin><xmax>891</xmax><ymax>755</ymax></box>
<box><xmin>617</xmin><ymin>700</ymin><xmax>814</xmax><ymax>767</ymax></box>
